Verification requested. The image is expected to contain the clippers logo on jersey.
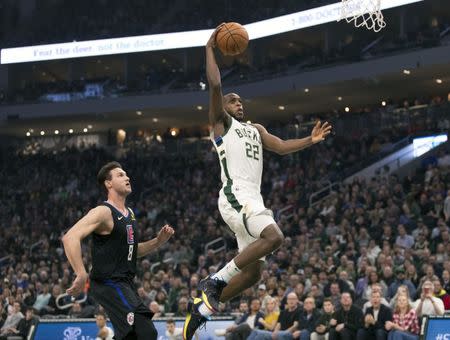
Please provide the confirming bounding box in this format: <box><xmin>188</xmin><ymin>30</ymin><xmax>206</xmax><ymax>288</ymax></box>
<box><xmin>126</xmin><ymin>225</ymin><xmax>134</xmax><ymax>244</ymax></box>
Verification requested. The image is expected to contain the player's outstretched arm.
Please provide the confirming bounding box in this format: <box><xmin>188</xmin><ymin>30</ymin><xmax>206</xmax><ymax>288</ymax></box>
<box><xmin>206</xmin><ymin>24</ymin><xmax>229</xmax><ymax>128</ymax></box>
<box><xmin>137</xmin><ymin>224</ymin><xmax>174</xmax><ymax>258</ymax></box>
<box><xmin>62</xmin><ymin>206</ymin><xmax>109</xmax><ymax>296</ymax></box>
<box><xmin>253</xmin><ymin>121</ymin><xmax>332</xmax><ymax>155</ymax></box>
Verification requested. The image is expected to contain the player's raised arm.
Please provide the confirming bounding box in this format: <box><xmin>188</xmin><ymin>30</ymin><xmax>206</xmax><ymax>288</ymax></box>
<box><xmin>253</xmin><ymin>121</ymin><xmax>332</xmax><ymax>155</ymax></box>
<box><xmin>206</xmin><ymin>24</ymin><xmax>230</xmax><ymax>129</ymax></box>
<box><xmin>62</xmin><ymin>205</ymin><xmax>110</xmax><ymax>296</ymax></box>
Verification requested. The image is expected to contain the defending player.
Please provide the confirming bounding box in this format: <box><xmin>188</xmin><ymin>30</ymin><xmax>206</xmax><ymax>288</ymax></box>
<box><xmin>63</xmin><ymin>161</ymin><xmax>174</xmax><ymax>340</ymax></box>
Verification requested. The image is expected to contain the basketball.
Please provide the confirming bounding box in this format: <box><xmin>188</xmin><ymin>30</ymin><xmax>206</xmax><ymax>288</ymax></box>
<box><xmin>216</xmin><ymin>22</ymin><xmax>249</xmax><ymax>56</ymax></box>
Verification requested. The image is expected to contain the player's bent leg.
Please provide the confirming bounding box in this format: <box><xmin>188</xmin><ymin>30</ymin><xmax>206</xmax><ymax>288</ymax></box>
<box><xmin>233</xmin><ymin>223</ymin><xmax>284</xmax><ymax>269</ymax></box>
<box><xmin>133</xmin><ymin>313</ymin><xmax>157</xmax><ymax>340</ymax></box>
<box><xmin>220</xmin><ymin>260</ymin><xmax>264</xmax><ymax>302</ymax></box>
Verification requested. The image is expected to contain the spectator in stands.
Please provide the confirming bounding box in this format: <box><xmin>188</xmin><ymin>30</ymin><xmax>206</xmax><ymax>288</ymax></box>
<box><xmin>165</xmin><ymin>318</ymin><xmax>182</xmax><ymax>340</ymax></box>
<box><xmin>442</xmin><ymin>270</ymin><xmax>450</xmax><ymax>292</ymax></box>
<box><xmin>225</xmin><ymin>298</ymin><xmax>264</xmax><ymax>340</ymax></box>
<box><xmin>362</xmin><ymin>284</ymin><xmax>390</xmax><ymax>313</ymax></box>
<box><xmin>44</xmin><ymin>284</ymin><xmax>67</xmax><ymax>315</ymax></box>
<box><xmin>11</xmin><ymin>307</ymin><xmax>37</xmax><ymax>339</ymax></box>
<box><xmin>69</xmin><ymin>302</ymin><xmax>83</xmax><ymax>319</ymax></box>
<box><xmin>257</xmin><ymin>284</ymin><xmax>271</xmax><ymax>311</ymax></box>
<box><xmin>328</xmin><ymin>282</ymin><xmax>342</xmax><ymax>309</ymax></box>
<box><xmin>395</xmin><ymin>225</ymin><xmax>414</xmax><ymax>250</ymax></box>
<box><xmin>294</xmin><ymin>297</ymin><xmax>321</xmax><ymax>340</ymax></box>
<box><xmin>357</xmin><ymin>291</ymin><xmax>392</xmax><ymax>340</ymax></box>
<box><xmin>258</xmin><ymin>297</ymin><xmax>280</xmax><ymax>332</ymax></box>
<box><xmin>175</xmin><ymin>297</ymin><xmax>189</xmax><ymax>317</ymax></box>
<box><xmin>95</xmin><ymin>312</ymin><xmax>114</xmax><ymax>340</ymax></box>
<box><xmin>329</xmin><ymin>292</ymin><xmax>363</xmax><ymax>340</ymax></box>
<box><xmin>385</xmin><ymin>294</ymin><xmax>419</xmax><ymax>340</ymax></box>
<box><xmin>250</xmin><ymin>292</ymin><xmax>300</xmax><ymax>340</ymax></box>
<box><xmin>307</xmin><ymin>284</ymin><xmax>325</xmax><ymax>310</ymax></box>
<box><xmin>432</xmin><ymin>278</ymin><xmax>450</xmax><ymax>310</ymax></box>
<box><xmin>413</xmin><ymin>280</ymin><xmax>445</xmax><ymax>317</ymax></box>
<box><xmin>311</xmin><ymin>297</ymin><xmax>335</xmax><ymax>340</ymax></box>
<box><xmin>0</xmin><ymin>302</ymin><xmax>24</xmax><ymax>338</ymax></box>
<box><xmin>32</xmin><ymin>283</ymin><xmax>50</xmax><ymax>314</ymax></box>
<box><xmin>444</xmin><ymin>190</ymin><xmax>450</xmax><ymax>222</ymax></box>
<box><xmin>387</xmin><ymin>267</ymin><xmax>416</xmax><ymax>300</ymax></box>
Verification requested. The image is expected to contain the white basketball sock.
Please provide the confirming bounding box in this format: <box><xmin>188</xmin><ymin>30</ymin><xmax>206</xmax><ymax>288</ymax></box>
<box><xmin>211</xmin><ymin>259</ymin><xmax>240</xmax><ymax>283</ymax></box>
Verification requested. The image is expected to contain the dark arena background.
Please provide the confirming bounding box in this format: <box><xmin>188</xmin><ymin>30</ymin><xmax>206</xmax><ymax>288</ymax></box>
<box><xmin>0</xmin><ymin>0</ymin><xmax>450</xmax><ymax>339</ymax></box>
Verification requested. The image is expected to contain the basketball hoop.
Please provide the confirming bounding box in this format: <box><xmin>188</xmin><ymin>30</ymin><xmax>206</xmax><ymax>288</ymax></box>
<box><xmin>339</xmin><ymin>0</ymin><xmax>386</xmax><ymax>33</ymax></box>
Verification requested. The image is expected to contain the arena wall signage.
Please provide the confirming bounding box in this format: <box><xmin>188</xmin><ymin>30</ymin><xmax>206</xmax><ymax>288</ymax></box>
<box><xmin>1</xmin><ymin>0</ymin><xmax>423</xmax><ymax>64</ymax></box>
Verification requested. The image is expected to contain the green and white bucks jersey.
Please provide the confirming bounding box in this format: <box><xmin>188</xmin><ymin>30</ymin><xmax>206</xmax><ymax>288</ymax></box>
<box><xmin>211</xmin><ymin>117</ymin><xmax>263</xmax><ymax>212</ymax></box>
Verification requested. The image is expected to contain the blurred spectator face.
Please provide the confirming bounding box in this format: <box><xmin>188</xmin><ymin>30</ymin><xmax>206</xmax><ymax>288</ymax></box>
<box><xmin>398</xmin><ymin>225</ymin><xmax>406</xmax><ymax>236</ymax></box>
<box><xmin>340</xmin><ymin>293</ymin><xmax>352</xmax><ymax>310</ymax></box>
<box><xmin>371</xmin><ymin>291</ymin><xmax>381</xmax><ymax>308</ymax></box>
<box><xmin>166</xmin><ymin>321</ymin><xmax>175</xmax><ymax>333</ymax></box>
<box><xmin>369</xmin><ymin>271</ymin><xmax>379</xmax><ymax>284</ymax></box>
<box><xmin>294</xmin><ymin>283</ymin><xmax>304</xmax><ymax>297</ymax></box>
<box><xmin>323</xmin><ymin>300</ymin><xmax>334</xmax><ymax>314</ymax></box>
<box><xmin>443</xmin><ymin>270</ymin><xmax>450</xmax><ymax>281</ymax></box>
<box><xmin>289</xmin><ymin>274</ymin><xmax>300</xmax><ymax>287</ymax></box>
<box><xmin>178</xmin><ymin>297</ymin><xmax>188</xmax><ymax>313</ymax></box>
<box><xmin>72</xmin><ymin>302</ymin><xmax>82</xmax><ymax>313</ymax></box>
<box><xmin>25</xmin><ymin>308</ymin><xmax>34</xmax><ymax>320</ymax></box>
<box><xmin>52</xmin><ymin>285</ymin><xmax>61</xmax><ymax>296</ymax></box>
<box><xmin>396</xmin><ymin>294</ymin><xmax>408</xmax><ymax>310</ymax></box>
<box><xmin>330</xmin><ymin>283</ymin><xmax>340</xmax><ymax>296</ymax></box>
<box><xmin>303</xmin><ymin>298</ymin><xmax>315</xmax><ymax>313</ymax></box>
<box><xmin>239</xmin><ymin>302</ymin><xmax>248</xmax><ymax>314</ymax></box>
<box><xmin>137</xmin><ymin>287</ymin><xmax>146</xmax><ymax>298</ymax></box>
<box><xmin>266</xmin><ymin>298</ymin><xmax>277</xmax><ymax>313</ymax></box>
<box><xmin>14</xmin><ymin>302</ymin><xmax>21</xmax><ymax>313</ymax></box>
<box><xmin>250</xmin><ymin>299</ymin><xmax>261</xmax><ymax>313</ymax></box>
<box><xmin>96</xmin><ymin>314</ymin><xmax>107</xmax><ymax>328</ymax></box>
<box><xmin>422</xmin><ymin>281</ymin><xmax>434</xmax><ymax>295</ymax></box>
<box><xmin>433</xmin><ymin>280</ymin><xmax>442</xmax><ymax>293</ymax></box>
<box><xmin>396</xmin><ymin>285</ymin><xmax>409</xmax><ymax>297</ymax></box>
<box><xmin>190</xmin><ymin>275</ymin><xmax>199</xmax><ymax>288</ymax></box>
<box><xmin>286</xmin><ymin>292</ymin><xmax>299</xmax><ymax>310</ymax></box>
<box><xmin>339</xmin><ymin>271</ymin><xmax>349</xmax><ymax>281</ymax></box>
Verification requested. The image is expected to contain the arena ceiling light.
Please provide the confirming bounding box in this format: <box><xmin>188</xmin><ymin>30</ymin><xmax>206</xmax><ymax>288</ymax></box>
<box><xmin>0</xmin><ymin>0</ymin><xmax>423</xmax><ymax>64</ymax></box>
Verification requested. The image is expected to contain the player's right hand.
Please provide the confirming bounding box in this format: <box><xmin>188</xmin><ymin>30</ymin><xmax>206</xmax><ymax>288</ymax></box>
<box><xmin>66</xmin><ymin>272</ymin><xmax>88</xmax><ymax>297</ymax></box>
<box><xmin>206</xmin><ymin>23</ymin><xmax>226</xmax><ymax>48</ymax></box>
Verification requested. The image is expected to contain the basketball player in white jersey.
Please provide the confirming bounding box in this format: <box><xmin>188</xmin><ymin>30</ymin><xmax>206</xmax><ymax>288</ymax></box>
<box><xmin>183</xmin><ymin>25</ymin><xmax>332</xmax><ymax>339</ymax></box>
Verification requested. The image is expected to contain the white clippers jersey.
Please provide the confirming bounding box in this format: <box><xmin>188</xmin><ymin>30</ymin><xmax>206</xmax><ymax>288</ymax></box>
<box><xmin>211</xmin><ymin>117</ymin><xmax>263</xmax><ymax>206</ymax></box>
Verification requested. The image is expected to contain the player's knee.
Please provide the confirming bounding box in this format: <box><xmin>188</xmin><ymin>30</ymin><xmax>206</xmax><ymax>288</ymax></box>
<box><xmin>268</xmin><ymin>230</ymin><xmax>284</xmax><ymax>251</ymax></box>
<box><xmin>261</xmin><ymin>225</ymin><xmax>284</xmax><ymax>250</ymax></box>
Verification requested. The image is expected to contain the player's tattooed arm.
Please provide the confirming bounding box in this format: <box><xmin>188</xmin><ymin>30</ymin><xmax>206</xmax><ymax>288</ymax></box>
<box><xmin>254</xmin><ymin>121</ymin><xmax>332</xmax><ymax>155</ymax></box>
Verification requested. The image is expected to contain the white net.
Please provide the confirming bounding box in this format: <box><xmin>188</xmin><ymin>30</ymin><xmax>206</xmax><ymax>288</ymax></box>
<box><xmin>340</xmin><ymin>0</ymin><xmax>386</xmax><ymax>33</ymax></box>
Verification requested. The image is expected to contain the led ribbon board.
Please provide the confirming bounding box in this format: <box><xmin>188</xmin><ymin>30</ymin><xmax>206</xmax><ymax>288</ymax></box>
<box><xmin>1</xmin><ymin>0</ymin><xmax>423</xmax><ymax>64</ymax></box>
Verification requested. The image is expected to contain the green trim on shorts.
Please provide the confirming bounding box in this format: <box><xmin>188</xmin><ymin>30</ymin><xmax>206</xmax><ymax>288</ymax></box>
<box><xmin>242</xmin><ymin>213</ymin><xmax>255</xmax><ymax>238</ymax></box>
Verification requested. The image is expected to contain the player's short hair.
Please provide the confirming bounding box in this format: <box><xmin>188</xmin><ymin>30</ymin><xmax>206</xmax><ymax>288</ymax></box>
<box><xmin>166</xmin><ymin>318</ymin><xmax>175</xmax><ymax>325</ymax></box>
<box><xmin>97</xmin><ymin>161</ymin><xmax>122</xmax><ymax>193</ymax></box>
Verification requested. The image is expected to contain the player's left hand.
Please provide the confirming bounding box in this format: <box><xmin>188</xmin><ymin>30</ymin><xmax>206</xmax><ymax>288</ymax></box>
<box><xmin>311</xmin><ymin>120</ymin><xmax>332</xmax><ymax>143</ymax></box>
<box><xmin>157</xmin><ymin>224</ymin><xmax>175</xmax><ymax>244</ymax></box>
